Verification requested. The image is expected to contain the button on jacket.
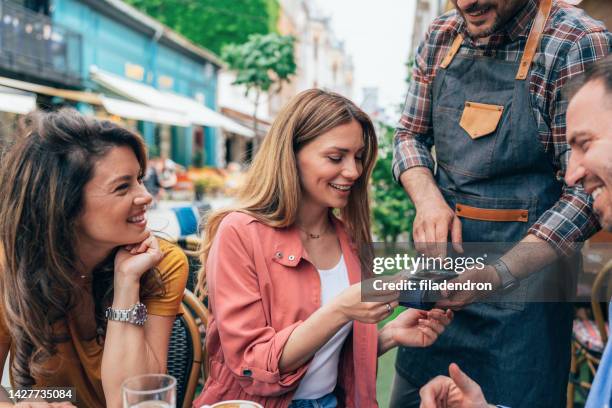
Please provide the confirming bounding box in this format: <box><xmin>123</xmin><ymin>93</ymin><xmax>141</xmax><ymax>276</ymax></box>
<box><xmin>193</xmin><ymin>212</ymin><xmax>379</xmax><ymax>408</ymax></box>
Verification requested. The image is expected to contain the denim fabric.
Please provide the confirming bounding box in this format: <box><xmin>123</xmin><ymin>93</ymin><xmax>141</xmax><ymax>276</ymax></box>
<box><xmin>394</xmin><ymin>32</ymin><xmax>575</xmax><ymax>408</ymax></box>
<box><xmin>289</xmin><ymin>393</ymin><xmax>337</xmax><ymax>408</ymax></box>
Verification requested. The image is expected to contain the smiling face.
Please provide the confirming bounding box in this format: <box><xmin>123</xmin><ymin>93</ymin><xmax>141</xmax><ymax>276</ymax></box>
<box><xmin>296</xmin><ymin>120</ymin><xmax>365</xmax><ymax>212</ymax></box>
<box><xmin>450</xmin><ymin>0</ymin><xmax>528</xmax><ymax>39</ymax></box>
<box><xmin>76</xmin><ymin>145</ymin><xmax>153</xmax><ymax>250</ymax></box>
<box><xmin>566</xmin><ymin>79</ymin><xmax>612</xmax><ymax>231</ymax></box>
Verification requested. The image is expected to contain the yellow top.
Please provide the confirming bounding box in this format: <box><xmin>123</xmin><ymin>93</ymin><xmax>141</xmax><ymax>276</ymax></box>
<box><xmin>0</xmin><ymin>239</ymin><xmax>188</xmax><ymax>408</ymax></box>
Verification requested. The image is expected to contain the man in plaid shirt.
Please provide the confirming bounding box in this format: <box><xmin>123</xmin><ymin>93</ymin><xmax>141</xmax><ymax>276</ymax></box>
<box><xmin>418</xmin><ymin>54</ymin><xmax>612</xmax><ymax>408</ymax></box>
<box><xmin>391</xmin><ymin>0</ymin><xmax>611</xmax><ymax>406</ymax></box>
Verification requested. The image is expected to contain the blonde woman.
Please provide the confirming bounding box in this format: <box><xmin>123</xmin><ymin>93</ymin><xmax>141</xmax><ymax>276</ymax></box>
<box><xmin>194</xmin><ymin>90</ymin><xmax>452</xmax><ymax>408</ymax></box>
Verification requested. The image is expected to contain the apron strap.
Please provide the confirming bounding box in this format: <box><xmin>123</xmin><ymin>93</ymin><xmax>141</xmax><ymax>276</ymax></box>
<box><xmin>516</xmin><ymin>0</ymin><xmax>553</xmax><ymax>80</ymax></box>
<box><xmin>440</xmin><ymin>34</ymin><xmax>464</xmax><ymax>69</ymax></box>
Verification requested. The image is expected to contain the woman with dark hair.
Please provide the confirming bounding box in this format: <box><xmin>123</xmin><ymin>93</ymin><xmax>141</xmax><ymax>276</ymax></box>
<box><xmin>194</xmin><ymin>89</ymin><xmax>453</xmax><ymax>407</ymax></box>
<box><xmin>0</xmin><ymin>109</ymin><xmax>188</xmax><ymax>408</ymax></box>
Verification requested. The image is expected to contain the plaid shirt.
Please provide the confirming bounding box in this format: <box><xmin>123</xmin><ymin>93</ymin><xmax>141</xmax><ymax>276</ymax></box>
<box><xmin>393</xmin><ymin>0</ymin><xmax>612</xmax><ymax>255</ymax></box>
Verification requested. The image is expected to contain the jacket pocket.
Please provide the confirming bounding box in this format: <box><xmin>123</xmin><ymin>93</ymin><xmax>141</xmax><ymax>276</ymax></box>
<box><xmin>459</xmin><ymin>101</ymin><xmax>504</xmax><ymax>139</ymax></box>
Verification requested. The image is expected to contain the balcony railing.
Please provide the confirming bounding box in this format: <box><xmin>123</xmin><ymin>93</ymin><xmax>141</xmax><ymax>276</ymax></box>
<box><xmin>0</xmin><ymin>0</ymin><xmax>82</xmax><ymax>87</ymax></box>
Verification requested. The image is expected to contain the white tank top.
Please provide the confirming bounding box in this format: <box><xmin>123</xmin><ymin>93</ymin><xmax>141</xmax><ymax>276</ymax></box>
<box><xmin>293</xmin><ymin>255</ymin><xmax>352</xmax><ymax>400</ymax></box>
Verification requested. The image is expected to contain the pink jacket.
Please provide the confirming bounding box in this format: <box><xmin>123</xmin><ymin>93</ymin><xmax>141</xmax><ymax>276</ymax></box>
<box><xmin>193</xmin><ymin>212</ymin><xmax>379</xmax><ymax>408</ymax></box>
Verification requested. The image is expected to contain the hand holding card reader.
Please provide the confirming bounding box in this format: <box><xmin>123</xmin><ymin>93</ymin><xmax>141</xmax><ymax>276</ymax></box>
<box><xmin>398</xmin><ymin>268</ymin><xmax>459</xmax><ymax>310</ymax></box>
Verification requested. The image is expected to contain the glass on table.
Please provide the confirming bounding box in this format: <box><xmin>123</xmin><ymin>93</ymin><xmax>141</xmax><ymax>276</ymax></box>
<box><xmin>122</xmin><ymin>374</ymin><xmax>177</xmax><ymax>408</ymax></box>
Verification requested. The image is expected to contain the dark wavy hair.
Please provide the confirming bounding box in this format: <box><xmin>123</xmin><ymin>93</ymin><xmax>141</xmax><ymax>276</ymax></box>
<box><xmin>0</xmin><ymin>108</ymin><xmax>161</xmax><ymax>386</ymax></box>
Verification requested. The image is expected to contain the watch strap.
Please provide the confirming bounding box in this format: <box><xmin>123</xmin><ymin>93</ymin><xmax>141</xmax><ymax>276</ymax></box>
<box><xmin>105</xmin><ymin>302</ymin><xmax>147</xmax><ymax>326</ymax></box>
<box><xmin>492</xmin><ymin>258</ymin><xmax>518</xmax><ymax>291</ymax></box>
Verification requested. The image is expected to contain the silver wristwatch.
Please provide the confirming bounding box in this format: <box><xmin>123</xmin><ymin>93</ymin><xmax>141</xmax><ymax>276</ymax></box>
<box><xmin>105</xmin><ymin>302</ymin><xmax>148</xmax><ymax>326</ymax></box>
<box><xmin>491</xmin><ymin>259</ymin><xmax>519</xmax><ymax>293</ymax></box>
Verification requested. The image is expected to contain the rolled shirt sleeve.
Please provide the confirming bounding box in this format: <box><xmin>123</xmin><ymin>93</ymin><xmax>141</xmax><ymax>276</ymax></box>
<box><xmin>528</xmin><ymin>31</ymin><xmax>611</xmax><ymax>255</ymax></box>
<box><xmin>207</xmin><ymin>217</ymin><xmax>309</xmax><ymax>396</ymax></box>
<box><xmin>393</xmin><ymin>32</ymin><xmax>437</xmax><ymax>182</ymax></box>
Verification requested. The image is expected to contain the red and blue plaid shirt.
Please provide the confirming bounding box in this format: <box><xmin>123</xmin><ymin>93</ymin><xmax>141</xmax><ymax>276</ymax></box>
<box><xmin>393</xmin><ymin>0</ymin><xmax>612</xmax><ymax>255</ymax></box>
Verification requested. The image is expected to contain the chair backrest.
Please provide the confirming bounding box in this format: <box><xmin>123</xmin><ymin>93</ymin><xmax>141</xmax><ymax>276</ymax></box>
<box><xmin>182</xmin><ymin>248</ymin><xmax>201</xmax><ymax>293</ymax></box>
<box><xmin>172</xmin><ymin>207</ymin><xmax>199</xmax><ymax>237</ymax></box>
<box><xmin>167</xmin><ymin>314</ymin><xmax>194</xmax><ymax>408</ymax></box>
<box><xmin>181</xmin><ymin>289</ymin><xmax>209</xmax><ymax>382</ymax></box>
<box><xmin>167</xmin><ymin>289</ymin><xmax>208</xmax><ymax>408</ymax></box>
<box><xmin>591</xmin><ymin>259</ymin><xmax>612</xmax><ymax>346</ymax></box>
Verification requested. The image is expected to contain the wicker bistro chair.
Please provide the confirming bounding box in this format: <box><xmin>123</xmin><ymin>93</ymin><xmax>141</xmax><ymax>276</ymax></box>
<box><xmin>175</xmin><ymin>236</ymin><xmax>201</xmax><ymax>292</ymax></box>
<box><xmin>167</xmin><ymin>289</ymin><xmax>209</xmax><ymax>408</ymax></box>
<box><xmin>567</xmin><ymin>259</ymin><xmax>612</xmax><ymax>408</ymax></box>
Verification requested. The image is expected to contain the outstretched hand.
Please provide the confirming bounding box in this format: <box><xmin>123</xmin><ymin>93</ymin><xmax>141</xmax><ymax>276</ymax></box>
<box><xmin>386</xmin><ymin>308</ymin><xmax>453</xmax><ymax>348</ymax></box>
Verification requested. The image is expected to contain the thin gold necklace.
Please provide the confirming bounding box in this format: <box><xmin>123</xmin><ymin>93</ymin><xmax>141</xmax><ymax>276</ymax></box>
<box><xmin>296</xmin><ymin>223</ymin><xmax>332</xmax><ymax>239</ymax></box>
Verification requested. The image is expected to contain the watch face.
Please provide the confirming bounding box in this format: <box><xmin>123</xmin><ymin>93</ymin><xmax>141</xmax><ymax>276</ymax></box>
<box><xmin>132</xmin><ymin>303</ymin><xmax>148</xmax><ymax>325</ymax></box>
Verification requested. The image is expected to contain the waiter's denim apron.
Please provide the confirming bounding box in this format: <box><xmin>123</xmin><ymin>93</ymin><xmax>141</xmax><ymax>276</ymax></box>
<box><xmin>396</xmin><ymin>2</ymin><xmax>575</xmax><ymax>406</ymax></box>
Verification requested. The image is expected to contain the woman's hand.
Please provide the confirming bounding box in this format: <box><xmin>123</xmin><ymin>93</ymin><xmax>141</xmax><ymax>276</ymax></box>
<box><xmin>113</xmin><ymin>231</ymin><xmax>164</xmax><ymax>288</ymax></box>
<box><xmin>327</xmin><ymin>281</ymin><xmax>399</xmax><ymax>324</ymax></box>
<box><xmin>384</xmin><ymin>308</ymin><xmax>453</xmax><ymax>348</ymax></box>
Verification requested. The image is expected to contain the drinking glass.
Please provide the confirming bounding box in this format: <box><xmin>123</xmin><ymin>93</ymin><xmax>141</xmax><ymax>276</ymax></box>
<box><xmin>122</xmin><ymin>374</ymin><xmax>177</xmax><ymax>408</ymax></box>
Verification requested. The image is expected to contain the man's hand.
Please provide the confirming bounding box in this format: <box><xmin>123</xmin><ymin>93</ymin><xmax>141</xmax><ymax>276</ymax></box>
<box><xmin>413</xmin><ymin>200</ymin><xmax>463</xmax><ymax>258</ymax></box>
<box><xmin>400</xmin><ymin>168</ymin><xmax>463</xmax><ymax>258</ymax></box>
<box><xmin>420</xmin><ymin>363</ymin><xmax>494</xmax><ymax>408</ymax></box>
<box><xmin>435</xmin><ymin>266</ymin><xmax>501</xmax><ymax>310</ymax></box>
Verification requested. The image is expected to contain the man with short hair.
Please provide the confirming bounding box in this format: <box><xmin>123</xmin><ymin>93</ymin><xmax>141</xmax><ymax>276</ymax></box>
<box><xmin>392</xmin><ymin>0</ymin><xmax>611</xmax><ymax>406</ymax></box>
<box><xmin>418</xmin><ymin>53</ymin><xmax>612</xmax><ymax>408</ymax></box>
<box><xmin>565</xmin><ymin>57</ymin><xmax>612</xmax><ymax>232</ymax></box>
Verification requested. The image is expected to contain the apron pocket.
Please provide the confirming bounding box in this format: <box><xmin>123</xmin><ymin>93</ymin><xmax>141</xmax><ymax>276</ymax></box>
<box><xmin>459</xmin><ymin>101</ymin><xmax>504</xmax><ymax>139</ymax></box>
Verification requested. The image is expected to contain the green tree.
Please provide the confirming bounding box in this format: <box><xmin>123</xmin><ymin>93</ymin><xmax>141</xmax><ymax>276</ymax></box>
<box><xmin>371</xmin><ymin>122</ymin><xmax>415</xmax><ymax>245</ymax></box>
<box><xmin>370</xmin><ymin>57</ymin><xmax>417</xmax><ymax>245</ymax></box>
<box><xmin>123</xmin><ymin>0</ymin><xmax>280</xmax><ymax>55</ymax></box>
<box><xmin>222</xmin><ymin>33</ymin><xmax>296</xmax><ymax>136</ymax></box>
<box><xmin>372</xmin><ymin>58</ymin><xmax>416</xmax><ymax>244</ymax></box>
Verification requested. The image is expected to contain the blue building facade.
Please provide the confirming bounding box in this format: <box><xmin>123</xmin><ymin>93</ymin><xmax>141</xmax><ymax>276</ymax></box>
<box><xmin>2</xmin><ymin>0</ymin><xmax>223</xmax><ymax>167</ymax></box>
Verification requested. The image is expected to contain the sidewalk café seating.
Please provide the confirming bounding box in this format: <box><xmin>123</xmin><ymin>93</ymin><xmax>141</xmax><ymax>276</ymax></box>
<box><xmin>177</xmin><ymin>235</ymin><xmax>200</xmax><ymax>252</ymax></box>
<box><xmin>168</xmin><ymin>289</ymin><xmax>209</xmax><ymax>408</ymax></box>
<box><xmin>173</xmin><ymin>206</ymin><xmax>199</xmax><ymax>237</ymax></box>
<box><xmin>176</xmin><ymin>238</ymin><xmax>201</xmax><ymax>293</ymax></box>
<box><xmin>568</xmin><ymin>258</ymin><xmax>612</xmax><ymax>408</ymax></box>
<box><xmin>149</xmin><ymin>202</ymin><xmax>210</xmax><ymax>241</ymax></box>
<box><xmin>149</xmin><ymin>207</ymin><xmax>197</xmax><ymax>240</ymax></box>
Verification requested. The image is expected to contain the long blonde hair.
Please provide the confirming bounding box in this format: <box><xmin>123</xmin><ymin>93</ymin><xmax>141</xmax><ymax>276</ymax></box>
<box><xmin>196</xmin><ymin>89</ymin><xmax>378</xmax><ymax>298</ymax></box>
